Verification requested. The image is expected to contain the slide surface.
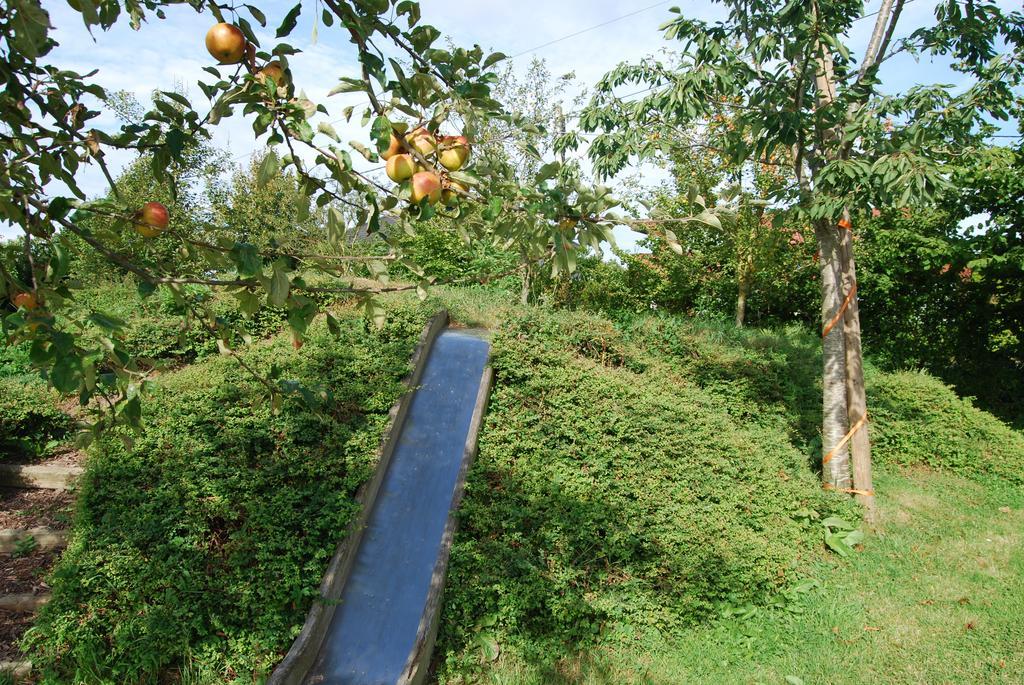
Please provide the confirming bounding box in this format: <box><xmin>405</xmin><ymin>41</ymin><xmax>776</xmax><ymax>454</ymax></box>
<box><xmin>305</xmin><ymin>329</ymin><xmax>490</xmax><ymax>685</ymax></box>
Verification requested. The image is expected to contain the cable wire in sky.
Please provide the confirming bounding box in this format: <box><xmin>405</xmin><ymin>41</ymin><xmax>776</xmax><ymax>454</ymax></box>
<box><xmin>507</xmin><ymin>1</ymin><xmax>673</xmax><ymax>60</ymax></box>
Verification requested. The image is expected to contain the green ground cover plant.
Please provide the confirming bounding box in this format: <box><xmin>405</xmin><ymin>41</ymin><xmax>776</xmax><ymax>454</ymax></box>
<box><xmin>434</xmin><ymin>302</ymin><xmax>854</xmax><ymax>680</ymax></box>
<box><xmin>442</xmin><ymin>467</ymin><xmax>1023</xmax><ymax>685</ymax></box>
<box><xmin>432</xmin><ymin>294</ymin><xmax>1024</xmax><ymax>684</ymax></box>
<box><xmin>23</xmin><ymin>301</ymin><xmax>433</xmax><ymax>683</ymax></box>
<box><xmin>0</xmin><ymin>377</ymin><xmax>72</xmax><ymax>459</ymax></box>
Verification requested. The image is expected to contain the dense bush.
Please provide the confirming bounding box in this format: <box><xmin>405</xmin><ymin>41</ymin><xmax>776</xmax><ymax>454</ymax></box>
<box><xmin>0</xmin><ymin>340</ymin><xmax>32</xmax><ymax>379</ymax></box>
<box><xmin>436</xmin><ymin>305</ymin><xmax>852</xmax><ymax>679</ymax></box>
<box><xmin>25</xmin><ymin>302</ymin><xmax>433</xmax><ymax>682</ymax></box>
<box><xmin>60</xmin><ymin>279</ymin><xmax>304</xmax><ymax>362</ymax></box>
<box><xmin>867</xmin><ymin>369</ymin><xmax>1024</xmax><ymax>485</ymax></box>
<box><xmin>0</xmin><ymin>377</ymin><xmax>72</xmax><ymax>459</ymax></box>
<box><xmin>434</xmin><ymin>297</ymin><xmax>1024</xmax><ymax>680</ymax></box>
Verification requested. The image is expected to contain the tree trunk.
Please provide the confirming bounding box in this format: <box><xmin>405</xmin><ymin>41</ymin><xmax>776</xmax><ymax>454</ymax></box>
<box><xmin>735</xmin><ymin>275</ymin><xmax>749</xmax><ymax>327</ymax></box>
<box><xmin>814</xmin><ymin>220</ymin><xmax>852</xmax><ymax>490</ymax></box>
<box><xmin>519</xmin><ymin>256</ymin><xmax>531</xmax><ymax>306</ymax></box>
<box><xmin>837</xmin><ymin>220</ymin><xmax>876</xmax><ymax>520</ymax></box>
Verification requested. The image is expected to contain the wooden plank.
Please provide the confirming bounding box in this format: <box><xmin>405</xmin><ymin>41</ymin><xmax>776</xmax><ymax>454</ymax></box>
<box><xmin>0</xmin><ymin>593</ymin><xmax>50</xmax><ymax>612</ymax></box>
<box><xmin>0</xmin><ymin>661</ymin><xmax>32</xmax><ymax>682</ymax></box>
<box><xmin>0</xmin><ymin>464</ymin><xmax>82</xmax><ymax>490</ymax></box>
<box><xmin>0</xmin><ymin>527</ymin><xmax>68</xmax><ymax>554</ymax></box>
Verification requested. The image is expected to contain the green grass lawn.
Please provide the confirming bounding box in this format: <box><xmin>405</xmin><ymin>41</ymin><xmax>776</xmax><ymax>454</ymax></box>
<box><xmin>460</xmin><ymin>465</ymin><xmax>1023</xmax><ymax>685</ymax></box>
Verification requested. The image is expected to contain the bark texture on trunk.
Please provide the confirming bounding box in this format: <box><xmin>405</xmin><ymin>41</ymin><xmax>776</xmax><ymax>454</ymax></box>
<box><xmin>837</xmin><ymin>222</ymin><xmax>876</xmax><ymax>520</ymax></box>
<box><xmin>519</xmin><ymin>251</ymin><xmax>531</xmax><ymax>306</ymax></box>
<box><xmin>734</xmin><ymin>281</ymin><xmax>748</xmax><ymax>328</ymax></box>
<box><xmin>814</xmin><ymin>220</ymin><xmax>852</xmax><ymax>489</ymax></box>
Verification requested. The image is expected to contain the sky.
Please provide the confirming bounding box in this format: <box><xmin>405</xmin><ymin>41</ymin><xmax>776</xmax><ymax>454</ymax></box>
<box><xmin>4</xmin><ymin>0</ymin><xmax>1020</xmax><ymax>245</ymax></box>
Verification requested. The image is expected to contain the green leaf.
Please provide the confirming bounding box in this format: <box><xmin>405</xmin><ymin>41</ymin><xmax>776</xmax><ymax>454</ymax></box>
<box><xmin>349</xmin><ymin>140</ymin><xmax>376</xmax><ymax>161</ymax></box>
<box><xmin>325</xmin><ymin>312</ymin><xmax>342</xmax><ymax>337</ymax></box>
<box><xmin>536</xmin><ymin>161</ymin><xmax>560</xmax><ymax>183</ymax></box>
<box><xmin>268</xmin><ymin>261</ymin><xmax>290</xmax><ymax>307</ymax></box>
<box><xmin>88</xmin><ymin>311</ymin><xmax>126</xmax><ymax>331</ymax></box>
<box><xmin>276</xmin><ymin>3</ymin><xmax>302</xmax><ymax>38</ymax></box>
<box><xmin>318</xmin><ymin>121</ymin><xmax>340</xmax><ymax>141</ymax></box>
<box><xmin>483</xmin><ymin>51</ymin><xmax>507</xmax><ymax>69</ymax></box>
<box><xmin>482</xmin><ymin>196</ymin><xmax>503</xmax><ymax>221</ymax></box>
<box><xmin>448</xmin><ymin>170</ymin><xmax>481</xmax><ymax>186</ymax></box>
<box><xmin>822</xmin><ymin>516</ymin><xmax>853</xmax><ymax>531</ymax></box>
<box><xmin>234</xmin><ymin>289</ymin><xmax>262</xmax><ymax>316</ymax></box>
<box><xmin>258</xmin><ymin>150</ymin><xmax>280</xmax><ymax>189</ymax></box>
<box><xmin>328</xmin><ymin>77</ymin><xmax>366</xmax><ymax>96</ymax></box>
<box><xmin>824</xmin><ymin>531</ymin><xmax>853</xmax><ymax>557</ymax></box>
<box><xmin>245</xmin><ymin>4</ymin><xmax>266</xmax><ymax>26</ymax></box>
<box><xmin>230</xmin><ymin>242</ymin><xmax>262</xmax><ymax>278</ymax></box>
<box><xmin>50</xmin><ymin>355</ymin><xmax>81</xmax><ymax>393</ymax></box>
<box><xmin>371</xmin><ymin>116</ymin><xmax>392</xmax><ymax>153</ymax></box>
<box><xmin>844</xmin><ymin>529</ymin><xmax>865</xmax><ymax>547</ymax></box>
<box><xmin>477</xmin><ymin>633</ymin><xmax>500</xmax><ymax>662</ymax></box>
<box><xmin>363</xmin><ymin>296</ymin><xmax>386</xmax><ymax>328</ymax></box>
<box><xmin>696</xmin><ymin>209</ymin><xmax>721</xmax><ymax>230</ymax></box>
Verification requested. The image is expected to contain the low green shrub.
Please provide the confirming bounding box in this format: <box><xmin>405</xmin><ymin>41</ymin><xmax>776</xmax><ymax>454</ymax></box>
<box><xmin>435</xmin><ymin>305</ymin><xmax>852</xmax><ymax>679</ymax></box>
<box><xmin>867</xmin><ymin>369</ymin><xmax>1024</xmax><ymax>484</ymax></box>
<box><xmin>25</xmin><ymin>302</ymin><xmax>433</xmax><ymax>683</ymax></box>
<box><xmin>0</xmin><ymin>377</ymin><xmax>71</xmax><ymax>459</ymax></box>
<box><xmin>61</xmin><ymin>280</ymin><xmax>297</xmax><ymax>362</ymax></box>
<box><xmin>0</xmin><ymin>340</ymin><xmax>32</xmax><ymax>379</ymax></box>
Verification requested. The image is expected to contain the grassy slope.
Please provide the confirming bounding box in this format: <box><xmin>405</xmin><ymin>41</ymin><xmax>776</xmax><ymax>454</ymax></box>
<box><xmin>24</xmin><ymin>301</ymin><xmax>435</xmax><ymax>683</ymax></box>
<box><xmin>431</xmin><ymin>291</ymin><xmax>1024</xmax><ymax>685</ymax></box>
<box><xmin>459</xmin><ymin>468</ymin><xmax>1023</xmax><ymax>685</ymax></box>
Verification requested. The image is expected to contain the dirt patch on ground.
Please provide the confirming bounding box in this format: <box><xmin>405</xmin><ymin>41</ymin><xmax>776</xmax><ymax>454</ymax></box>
<box><xmin>0</xmin><ymin>489</ymin><xmax>74</xmax><ymax>530</ymax></box>
<box><xmin>0</xmin><ymin>609</ymin><xmax>33</xmax><ymax>662</ymax></box>
<box><xmin>0</xmin><ymin>549</ymin><xmax>57</xmax><ymax>595</ymax></box>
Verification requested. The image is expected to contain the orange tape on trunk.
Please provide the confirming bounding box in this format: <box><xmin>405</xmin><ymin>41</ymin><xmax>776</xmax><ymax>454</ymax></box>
<box><xmin>822</xmin><ymin>282</ymin><xmax>857</xmax><ymax>339</ymax></box>
<box><xmin>821</xmin><ymin>414</ymin><xmax>868</xmax><ymax>466</ymax></box>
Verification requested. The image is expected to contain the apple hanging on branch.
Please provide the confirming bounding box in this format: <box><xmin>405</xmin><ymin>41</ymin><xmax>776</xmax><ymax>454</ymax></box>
<box><xmin>11</xmin><ymin>292</ymin><xmax>38</xmax><ymax>311</ymax></box>
<box><xmin>205</xmin><ymin>23</ymin><xmax>247</xmax><ymax>65</ymax></box>
<box><xmin>132</xmin><ymin>202</ymin><xmax>170</xmax><ymax>238</ymax></box>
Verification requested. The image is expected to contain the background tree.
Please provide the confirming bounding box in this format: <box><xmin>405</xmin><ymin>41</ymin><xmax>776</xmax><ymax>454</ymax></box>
<box><xmin>572</xmin><ymin>0</ymin><xmax>1024</xmax><ymax>515</ymax></box>
<box><xmin>211</xmin><ymin>149</ymin><xmax>323</xmax><ymax>252</ymax></box>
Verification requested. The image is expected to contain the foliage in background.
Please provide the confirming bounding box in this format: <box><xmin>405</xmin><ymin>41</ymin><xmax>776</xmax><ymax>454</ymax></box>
<box><xmin>209</xmin><ymin>150</ymin><xmax>323</xmax><ymax>254</ymax></box>
<box><xmin>65</xmin><ymin>92</ymin><xmax>230</xmax><ymax>284</ymax></box>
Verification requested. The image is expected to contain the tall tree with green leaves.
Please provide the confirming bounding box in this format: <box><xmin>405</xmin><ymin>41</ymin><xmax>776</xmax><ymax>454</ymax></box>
<box><xmin>572</xmin><ymin>0</ymin><xmax>1023</xmax><ymax>515</ymax></box>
